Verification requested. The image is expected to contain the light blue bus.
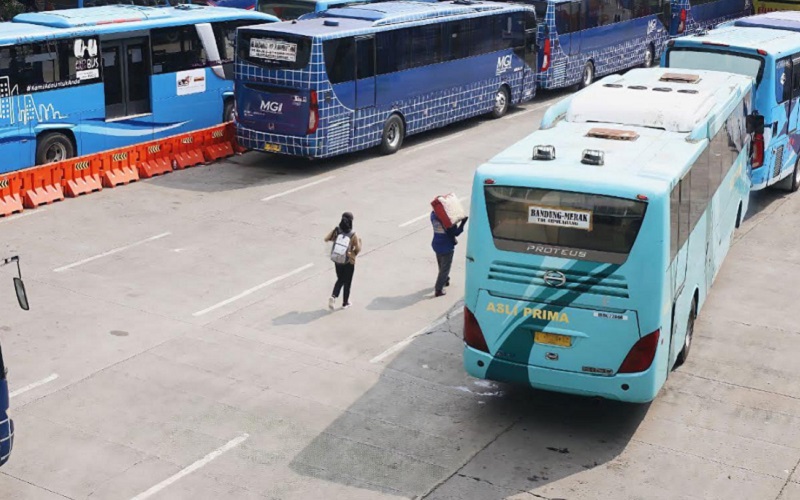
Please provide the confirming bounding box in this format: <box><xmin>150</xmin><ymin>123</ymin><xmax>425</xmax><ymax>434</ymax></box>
<box><xmin>529</xmin><ymin>0</ymin><xmax>751</xmax><ymax>90</ymax></box>
<box><xmin>664</xmin><ymin>13</ymin><xmax>800</xmax><ymax>191</ymax></box>
<box><xmin>0</xmin><ymin>5</ymin><xmax>277</xmax><ymax>173</ymax></box>
<box><xmin>462</xmin><ymin>68</ymin><xmax>753</xmax><ymax>403</ymax></box>
<box><xmin>235</xmin><ymin>1</ymin><xmax>538</xmax><ymax>158</ymax></box>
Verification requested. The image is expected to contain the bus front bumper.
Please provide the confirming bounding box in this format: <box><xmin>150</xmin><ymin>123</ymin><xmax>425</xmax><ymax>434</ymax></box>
<box><xmin>235</xmin><ymin>126</ymin><xmax>325</xmax><ymax>158</ymax></box>
<box><xmin>463</xmin><ymin>345</ymin><xmax>660</xmax><ymax>404</ymax></box>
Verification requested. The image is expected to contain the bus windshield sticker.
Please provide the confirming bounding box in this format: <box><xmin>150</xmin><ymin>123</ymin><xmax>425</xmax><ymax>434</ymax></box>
<box><xmin>593</xmin><ymin>311</ymin><xmax>628</xmax><ymax>321</ymax></box>
<box><xmin>528</xmin><ymin>205</ymin><xmax>593</xmax><ymax>231</ymax></box>
<box><xmin>250</xmin><ymin>38</ymin><xmax>298</xmax><ymax>62</ymax></box>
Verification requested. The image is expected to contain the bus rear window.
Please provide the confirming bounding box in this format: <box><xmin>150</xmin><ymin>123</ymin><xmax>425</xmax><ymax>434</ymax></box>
<box><xmin>529</xmin><ymin>0</ymin><xmax>548</xmax><ymax>20</ymax></box>
<box><xmin>666</xmin><ymin>48</ymin><xmax>764</xmax><ymax>83</ymax></box>
<box><xmin>238</xmin><ymin>31</ymin><xmax>312</xmax><ymax>70</ymax></box>
<box><xmin>485</xmin><ymin>186</ymin><xmax>647</xmax><ymax>263</ymax></box>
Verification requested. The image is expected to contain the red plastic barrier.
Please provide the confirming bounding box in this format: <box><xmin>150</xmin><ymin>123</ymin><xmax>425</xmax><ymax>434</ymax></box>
<box><xmin>0</xmin><ymin>172</ymin><xmax>23</xmax><ymax>217</ymax></box>
<box><xmin>203</xmin><ymin>125</ymin><xmax>235</xmax><ymax>162</ymax></box>
<box><xmin>172</xmin><ymin>133</ymin><xmax>205</xmax><ymax>170</ymax></box>
<box><xmin>63</xmin><ymin>155</ymin><xmax>103</xmax><ymax>197</ymax></box>
<box><xmin>22</xmin><ymin>163</ymin><xmax>64</xmax><ymax>208</ymax></box>
<box><xmin>101</xmin><ymin>148</ymin><xmax>139</xmax><ymax>188</ymax></box>
<box><xmin>137</xmin><ymin>141</ymin><xmax>173</xmax><ymax>179</ymax></box>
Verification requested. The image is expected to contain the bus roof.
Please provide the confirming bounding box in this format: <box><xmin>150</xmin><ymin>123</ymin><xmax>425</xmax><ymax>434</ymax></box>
<box><xmin>734</xmin><ymin>11</ymin><xmax>800</xmax><ymax>33</ymax></box>
<box><xmin>479</xmin><ymin>68</ymin><xmax>752</xmax><ymax>194</ymax></box>
<box><xmin>670</xmin><ymin>25</ymin><xmax>800</xmax><ymax>57</ymax></box>
<box><xmin>247</xmin><ymin>0</ymin><xmax>530</xmax><ymax>37</ymax></box>
<box><xmin>1</xmin><ymin>5</ymin><xmax>277</xmax><ymax>42</ymax></box>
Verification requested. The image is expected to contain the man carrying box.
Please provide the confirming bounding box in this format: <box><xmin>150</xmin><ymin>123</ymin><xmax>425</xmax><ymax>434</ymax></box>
<box><xmin>430</xmin><ymin>193</ymin><xmax>468</xmax><ymax>297</ymax></box>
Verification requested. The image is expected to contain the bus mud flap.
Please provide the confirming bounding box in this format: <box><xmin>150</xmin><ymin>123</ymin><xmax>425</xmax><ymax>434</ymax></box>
<box><xmin>22</xmin><ymin>164</ymin><xmax>65</xmax><ymax>208</ymax></box>
<box><xmin>0</xmin><ymin>172</ymin><xmax>23</xmax><ymax>217</ymax></box>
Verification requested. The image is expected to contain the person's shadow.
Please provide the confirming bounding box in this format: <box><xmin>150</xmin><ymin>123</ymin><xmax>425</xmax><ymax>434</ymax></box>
<box><xmin>366</xmin><ymin>288</ymin><xmax>430</xmax><ymax>311</ymax></box>
<box><xmin>272</xmin><ymin>309</ymin><xmax>330</xmax><ymax>326</ymax></box>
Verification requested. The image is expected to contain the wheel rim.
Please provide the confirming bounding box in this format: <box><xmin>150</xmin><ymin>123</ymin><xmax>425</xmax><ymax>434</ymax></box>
<box><xmin>584</xmin><ymin>65</ymin><xmax>593</xmax><ymax>86</ymax></box>
<box><xmin>45</xmin><ymin>143</ymin><xmax>67</xmax><ymax>163</ymax></box>
<box><xmin>495</xmin><ymin>90</ymin><xmax>507</xmax><ymax>114</ymax></box>
<box><xmin>387</xmin><ymin>122</ymin><xmax>400</xmax><ymax>148</ymax></box>
<box><xmin>645</xmin><ymin>48</ymin><xmax>653</xmax><ymax>67</ymax></box>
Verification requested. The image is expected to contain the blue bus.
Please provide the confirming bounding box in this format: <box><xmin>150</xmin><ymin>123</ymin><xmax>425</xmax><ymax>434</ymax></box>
<box><xmin>256</xmin><ymin>0</ymin><xmax>374</xmax><ymax>20</ymax></box>
<box><xmin>530</xmin><ymin>0</ymin><xmax>751</xmax><ymax>90</ymax></box>
<box><xmin>664</xmin><ymin>13</ymin><xmax>800</xmax><ymax>191</ymax></box>
<box><xmin>0</xmin><ymin>5</ymin><xmax>277</xmax><ymax>173</ymax></box>
<box><xmin>462</xmin><ymin>68</ymin><xmax>753</xmax><ymax>403</ymax></box>
<box><xmin>235</xmin><ymin>1</ymin><xmax>538</xmax><ymax>158</ymax></box>
<box><xmin>0</xmin><ymin>255</ymin><xmax>29</xmax><ymax>468</ymax></box>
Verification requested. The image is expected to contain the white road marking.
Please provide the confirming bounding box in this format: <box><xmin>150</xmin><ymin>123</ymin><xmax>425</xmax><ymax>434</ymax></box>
<box><xmin>399</xmin><ymin>196</ymin><xmax>471</xmax><ymax>228</ymax></box>
<box><xmin>0</xmin><ymin>208</ymin><xmax>46</xmax><ymax>222</ymax></box>
<box><xmin>261</xmin><ymin>176</ymin><xmax>335</xmax><ymax>202</ymax></box>
<box><xmin>53</xmin><ymin>232</ymin><xmax>171</xmax><ymax>273</ymax></box>
<box><xmin>509</xmin><ymin>101</ymin><xmax>554</xmax><ymax>119</ymax></box>
<box><xmin>402</xmin><ymin>132</ymin><xmax>466</xmax><ymax>155</ymax></box>
<box><xmin>370</xmin><ymin>317</ymin><xmax>449</xmax><ymax>364</ymax></box>
<box><xmin>130</xmin><ymin>433</ymin><xmax>249</xmax><ymax>500</ymax></box>
<box><xmin>10</xmin><ymin>373</ymin><xmax>58</xmax><ymax>398</ymax></box>
<box><xmin>192</xmin><ymin>263</ymin><xmax>314</xmax><ymax>317</ymax></box>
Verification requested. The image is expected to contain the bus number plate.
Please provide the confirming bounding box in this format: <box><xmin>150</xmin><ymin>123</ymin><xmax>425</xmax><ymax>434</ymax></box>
<box><xmin>263</xmin><ymin>143</ymin><xmax>281</xmax><ymax>153</ymax></box>
<box><xmin>534</xmin><ymin>331</ymin><xmax>572</xmax><ymax>347</ymax></box>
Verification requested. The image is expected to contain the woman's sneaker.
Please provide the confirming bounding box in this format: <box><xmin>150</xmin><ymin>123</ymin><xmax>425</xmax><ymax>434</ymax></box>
<box><xmin>328</xmin><ymin>297</ymin><xmax>336</xmax><ymax>310</ymax></box>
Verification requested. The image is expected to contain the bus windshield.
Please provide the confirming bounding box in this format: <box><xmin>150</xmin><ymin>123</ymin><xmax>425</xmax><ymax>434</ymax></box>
<box><xmin>485</xmin><ymin>186</ymin><xmax>647</xmax><ymax>263</ymax></box>
<box><xmin>258</xmin><ymin>0</ymin><xmax>316</xmax><ymax>20</ymax></box>
<box><xmin>667</xmin><ymin>49</ymin><xmax>764</xmax><ymax>83</ymax></box>
<box><xmin>529</xmin><ymin>0</ymin><xmax>548</xmax><ymax>20</ymax></box>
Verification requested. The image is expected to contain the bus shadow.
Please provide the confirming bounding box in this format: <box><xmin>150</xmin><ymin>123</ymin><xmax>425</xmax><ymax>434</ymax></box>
<box><xmin>287</xmin><ymin>309</ymin><xmax>648</xmax><ymax>498</ymax></box>
<box><xmin>744</xmin><ymin>186</ymin><xmax>790</xmax><ymax>222</ymax></box>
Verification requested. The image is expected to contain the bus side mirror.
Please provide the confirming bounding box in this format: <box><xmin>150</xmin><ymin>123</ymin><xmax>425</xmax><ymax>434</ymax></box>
<box><xmin>746</xmin><ymin>114</ymin><xmax>764</xmax><ymax>134</ymax></box>
<box><xmin>13</xmin><ymin>277</ymin><xmax>28</xmax><ymax>311</ymax></box>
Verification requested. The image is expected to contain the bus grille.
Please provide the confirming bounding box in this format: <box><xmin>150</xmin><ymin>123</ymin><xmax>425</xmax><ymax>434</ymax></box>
<box><xmin>487</xmin><ymin>261</ymin><xmax>630</xmax><ymax>298</ymax></box>
<box><xmin>774</xmin><ymin>145</ymin><xmax>784</xmax><ymax>179</ymax></box>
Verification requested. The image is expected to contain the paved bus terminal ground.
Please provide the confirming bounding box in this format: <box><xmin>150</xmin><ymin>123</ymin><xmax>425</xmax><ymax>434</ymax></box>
<box><xmin>1</xmin><ymin>93</ymin><xmax>800</xmax><ymax>499</ymax></box>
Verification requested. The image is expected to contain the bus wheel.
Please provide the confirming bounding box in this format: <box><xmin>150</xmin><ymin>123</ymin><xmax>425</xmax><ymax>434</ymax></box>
<box><xmin>380</xmin><ymin>114</ymin><xmax>405</xmax><ymax>155</ymax></box>
<box><xmin>36</xmin><ymin>132</ymin><xmax>74</xmax><ymax>165</ymax></box>
<box><xmin>675</xmin><ymin>296</ymin><xmax>696</xmax><ymax>367</ymax></box>
<box><xmin>783</xmin><ymin>157</ymin><xmax>800</xmax><ymax>192</ymax></box>
<box><xmin>580</xmin><ymin>61</ymin><xmax>595</xmax><ymax>89</ymax></box>
<box><xmin>491</xmin><ymin>86</ymin><xmax>510</xmax><ymax>119</ymax></box>
<box><xmin>223</xmin><ymin>100</ymin><xmax>234</xmax><ymax>123</ymax></box>
<box><xmin>643</xmin><ymin>44</ymin><xmax>655</xmax><ymax>68</ymax></box>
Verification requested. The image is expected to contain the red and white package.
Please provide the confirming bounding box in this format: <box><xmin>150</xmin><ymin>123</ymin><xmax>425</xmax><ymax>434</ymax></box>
<box><xmin>431</xmin><ymin>193</ymin><xmax>466</xmax><ymax>229</ymax></box>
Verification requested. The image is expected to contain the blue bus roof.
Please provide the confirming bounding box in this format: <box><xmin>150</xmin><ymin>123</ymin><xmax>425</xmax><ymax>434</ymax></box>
<box><xmin>670</xmin><ymin>26</ymin><xmax>800</xmax><ymax>57</ymax></box>
<box><xmin>246</xmin><ymin>0</ymin><xmax>530</xmax><ymax>38</ymax></box>
<box><xmin>479</xmin><ymin>68</ymin><xmax>753</xmax><ymax>194</ymax></box>
<box><xmin>734</xmin><ymin>11</ymin><xmax>800</xmax><ymax>33</ymax></box>
<box><xmin>0</xmin><ymin>5</ymin><xmax>277</xmax><ymax>43</ymax></box>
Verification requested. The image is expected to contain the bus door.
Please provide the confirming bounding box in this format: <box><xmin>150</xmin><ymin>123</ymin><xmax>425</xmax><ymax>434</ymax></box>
<box><xmin>102</xmin><ymin>37</ymin><xmax>152</xmax><ymax>121</ymax></box>
<box><xmin>354</xmin><ymin>36</ymin><xmax>376</xmax><ymax>110</ymax></box>
<box><xmin>555</xmin><ymin>0</ymin><xmax>582</xmax><ymax>57</ymax></box>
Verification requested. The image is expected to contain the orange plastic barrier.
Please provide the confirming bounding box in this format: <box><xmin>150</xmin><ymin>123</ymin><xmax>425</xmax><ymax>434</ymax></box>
<box><xmin>137</xmin><ymin>141</ymin><xmax>173</xmax><ymax>179</ymax></box>
<box><xmin>203</xmin><ymin>125</ymin><xmax>235</xmax><ymax>162</ymax></box>
<box><xmin>22</xmin><ymin>163</ymin><xmax>64</xmax><ymax>208</ymax></box>
<box><xmin>101</xmin><ymin>148</ymin><xmax>139</xmax><ymax>188</ymax></box>
<box><xmin>0</xmin><ymin>172</ymin><xmax>23</xmax><ymax>217</ymax></box>
<box><xmin>172</xmin><ymin>133</ymin><xmax>205</xmax><ymax>170</ymax></box>
<box><xmin>63</xmin><ymin>155</ymin><xmax>103</xmax><ymax>198</ymax></box>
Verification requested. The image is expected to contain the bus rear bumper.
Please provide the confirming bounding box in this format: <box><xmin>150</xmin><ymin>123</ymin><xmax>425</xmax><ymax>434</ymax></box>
<box><xmin>235</xmin><ymin>125</ymin><xmax>324</xmax><ymax>158</ymax></box>
<box><xmin>463</xmin><ymin>345</ymin><xmax>659</xmax><ymax>404</ymax></box>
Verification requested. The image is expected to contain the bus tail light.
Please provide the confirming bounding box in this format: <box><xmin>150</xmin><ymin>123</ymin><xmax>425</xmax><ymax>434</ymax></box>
<box><xmin>307</xmin><ymin>90</ymin><xmax>319</xmax><ymax>134</ymax></box>
<box><xmin>464</xmin><ymin>306</ymin><xmax>489</xmax><ymax>353</ymax></box>
<box><xmin>752</xmin><ymin>132</ymin><xmax>765</xmax><ymax>168</ymax></box>
<box><xmin>618</xmin><ymin>329</ymin><xmax>660</xmax><ymax>373</ymax></box>
<box><xmin>678</xmin><ymin>9</ymin><xmax>686</xmax><ymax>34</ymax></box>
<box><xmin>541</xmin><ymin>38</ymin><xmax>551</xmax><ymax>72</ymax></box>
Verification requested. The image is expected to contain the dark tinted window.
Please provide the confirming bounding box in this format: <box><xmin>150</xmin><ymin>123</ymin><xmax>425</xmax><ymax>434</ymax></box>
<box><xmin>152</xmin><ymin>26</ymin><xmax>207</xmax><ymax>74</ymax></box>
<box><xmin>472</xmin><ymin>16</ymin><xmax>495</xmax><ymax>54</ymax></box>
<box><xmin>442</xmin><ymin>20</ymin><xmax>471</xmax><ymax>61</ymax></box>
<box><xmin>531</xmin><ymin>0</ymin><xmax>548</xmax><ymax>19</ymax></box>
<box><xmin>556</xmin><ymin>2</ymin><xmax>582</xmax><ymax>33</ymax></box>
<box><xmin>410</xmin><ymin>24</ymin><xmax>442</xmax><ymax>67</ymax></box>
<box><xmin>257</xmin><ymin>0</ymin><xmax>315</xmax><ymax>20</ymax></box>
<box><xmin>678</xmin><ymin>174</ymin><xmax>690</xmax><ymax>249</ymax></box>
<box><xmin>356</xmin><ymin>37</ymin><xmax>375</xmax><ymax>79</ymax></box>
<box><xmin>376</xmin><ymin>29</ymin><xmax>410</xmax><ymax>74</ymax></box>
<box><xmin>670</xmin><ymin>184</ymin><xmax>679</xmax><ymax>260</ymax></box>
<box><xmin>212</xmin><ymin>20</ymin><xmax>256</xmax><ymax>65</ymax></box>
<box><xmin>238</xmin><ymin>30</ymin><xmax>312</xmax><ymax>70</ymax></box>
<box><xmin>323</xmin><ymin>37</ymin><xmax>355</xmax><ymax>84</ymax></box>
<box><xmin>0</xmin><ymin>36</ymin><xmax>101</xmax><ymax>94</ymax></box>
<box><xmin>485</xmin><ymin>186</ymin><xmax>647</xmax><ymax>263</ymax></box>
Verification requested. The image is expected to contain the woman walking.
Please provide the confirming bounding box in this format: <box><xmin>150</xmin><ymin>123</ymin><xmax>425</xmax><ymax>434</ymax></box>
<box><xmin>325</xmin><ymin>212</ymin><xmax>361</xmax><ymax>310</ymax></box>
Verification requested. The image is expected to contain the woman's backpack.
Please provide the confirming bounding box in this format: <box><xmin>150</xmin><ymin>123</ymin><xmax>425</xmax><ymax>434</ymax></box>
<box><xmin>330</xmin><ymin>230</ymin><xmax>353</xmax><ymax>264</ymax></box>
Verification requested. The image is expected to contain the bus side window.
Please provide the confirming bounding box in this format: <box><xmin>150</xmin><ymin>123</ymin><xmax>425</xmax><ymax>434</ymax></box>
<box><xmin>792</xmin><ymin>55</ymin><xmax>800</xmax><ymax>99</ymax></box>
<box><xmin>471</xmin><ymin>16</ymin><xmax>494</xmax><ymax>55</ymax></box>
<box><xmin>409</xmin><ymin>24</ymin><xmax>442</xmax><ymax>67</ymax></box>
<box><xmin>776</xmin><ymin>57</ymin><xmax>792</xmax><ymax>103</ymax></box>
<box><xmin>583</xmin><ymin>0</ymin><xmax>601</xmax><ymax>29</ymax></box>
<box><xmin>690</xmin><ymin>151</ymin><xmax>709</xmax><ymax>229</ymax></box>
<box><xmin>323</xmin><ymin>37</ymin><xmax>355</xmax><ymax>84</ymax></box>
<box><xmin>151</xmin><ymin>26</ymin><xmax>208</xmax><ymax>74</ymax></box>
<box><xmin>555</xmin><ymin>4</ymin><xmax>575</xmax><ymax>34</ymax></box>
<box><xmin>670</xmin><ymin>183</ymin><xmax>679</xmax><ymax>260</ymax></box>
<box><xmin>441</xmin><ymin>20</ymin><xmax>471</xmax><ymax>62</ymax></box>
<box><xmin>678</xmin><ymin>173</ymin><xmax>691</xmax><ymax>248</ymax></box>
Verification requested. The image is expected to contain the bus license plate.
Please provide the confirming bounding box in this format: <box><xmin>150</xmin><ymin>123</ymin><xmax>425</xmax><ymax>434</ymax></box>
<box><xmin>534</xmin><ymin>331</ymin><xmax>572</xmax><ymax>347</ymax></box>
<box><xmin>263</xmin><ymin>143</ymin><xmax>281</xmax><ymax>153</ymax></box>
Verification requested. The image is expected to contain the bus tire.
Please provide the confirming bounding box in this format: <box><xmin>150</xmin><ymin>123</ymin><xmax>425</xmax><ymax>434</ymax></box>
<box><xmin>735</xmin><ymin>202</ymin><xmax>743</xmax><ymax>228</ymax></box>
<box><xmin>490</xmin><ymin>86</ymin><xmax>510</xmax><ymax>119</ymax></box>
<box><xmin>380</xmin><ymin>114</ymin><xmax>405</xmax><ymax>155</ymax></box>
<box><xmin>675</xmin><ymin>296</ymin><xmax>697</xmax><ymax>367</ymax></box>
<box><xmin>35</xmin><ymin>132</ymin><xmax>75</xmax><ymax>165</ymax></box>
<box><xmin>223</xmin><ymin>100</ymin><xmax>234</xmax><ymax>123</ymax></box>
<box><xmin>782</xmin><ymin>157</ymin><xmax>800</xmax><ymax>192</ymax></box>
<box><xmin>643</xmin><ymin>44</ymin><xmax>655</xmax><ymax>68</ymax></box>
<box><xmin>579</xmin><ymin>61</ymin><xmax>595</xmax><ymax>89</ymax></box>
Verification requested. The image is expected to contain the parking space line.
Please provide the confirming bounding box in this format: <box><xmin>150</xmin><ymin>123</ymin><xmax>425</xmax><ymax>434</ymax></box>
<box><xmin>261</xmin><ymin>176</ymin><xmax>335</xmax><ymax>202</ymax></box>
<box><xmin>10</xmin><ymin>373</ymin><xmax>58</xmax><ymax>398</ymax></box>
<box><xmin>402</xmin><ymin>132</ymin><xmax>466</xmax><ymax>155</ymax></box>
<box><xmin>130</xmin><ymin>433</ymin><xmax>249</xmax><ymax>500</ymax></box>
<box><xmin>509</xmin><ymin>101</ymin><xmax>554</xmax><ymax>119</ymax></box>
<box><xmin>192</xmin><ymin>263</ymin><xmax>314</xmax><ymax>317</ymax></box>
<box><xmin>0</xmin><ymin>208</ymin><xmax>46</xmax><ymax>223</ymax></box>
<box><xmin>399</xmin><ymin>196</ymin><xmax>470</xmax><ymax>228</ymax></box>
<box><xmin>370</xmin><ymin>317</ymin><xmax>449</xmax><ymax>364</ymax></box>
<box><xmin>53</xmin><ymin>232</ymin><xmax>171</xmax><ymax>273</ymax></box>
